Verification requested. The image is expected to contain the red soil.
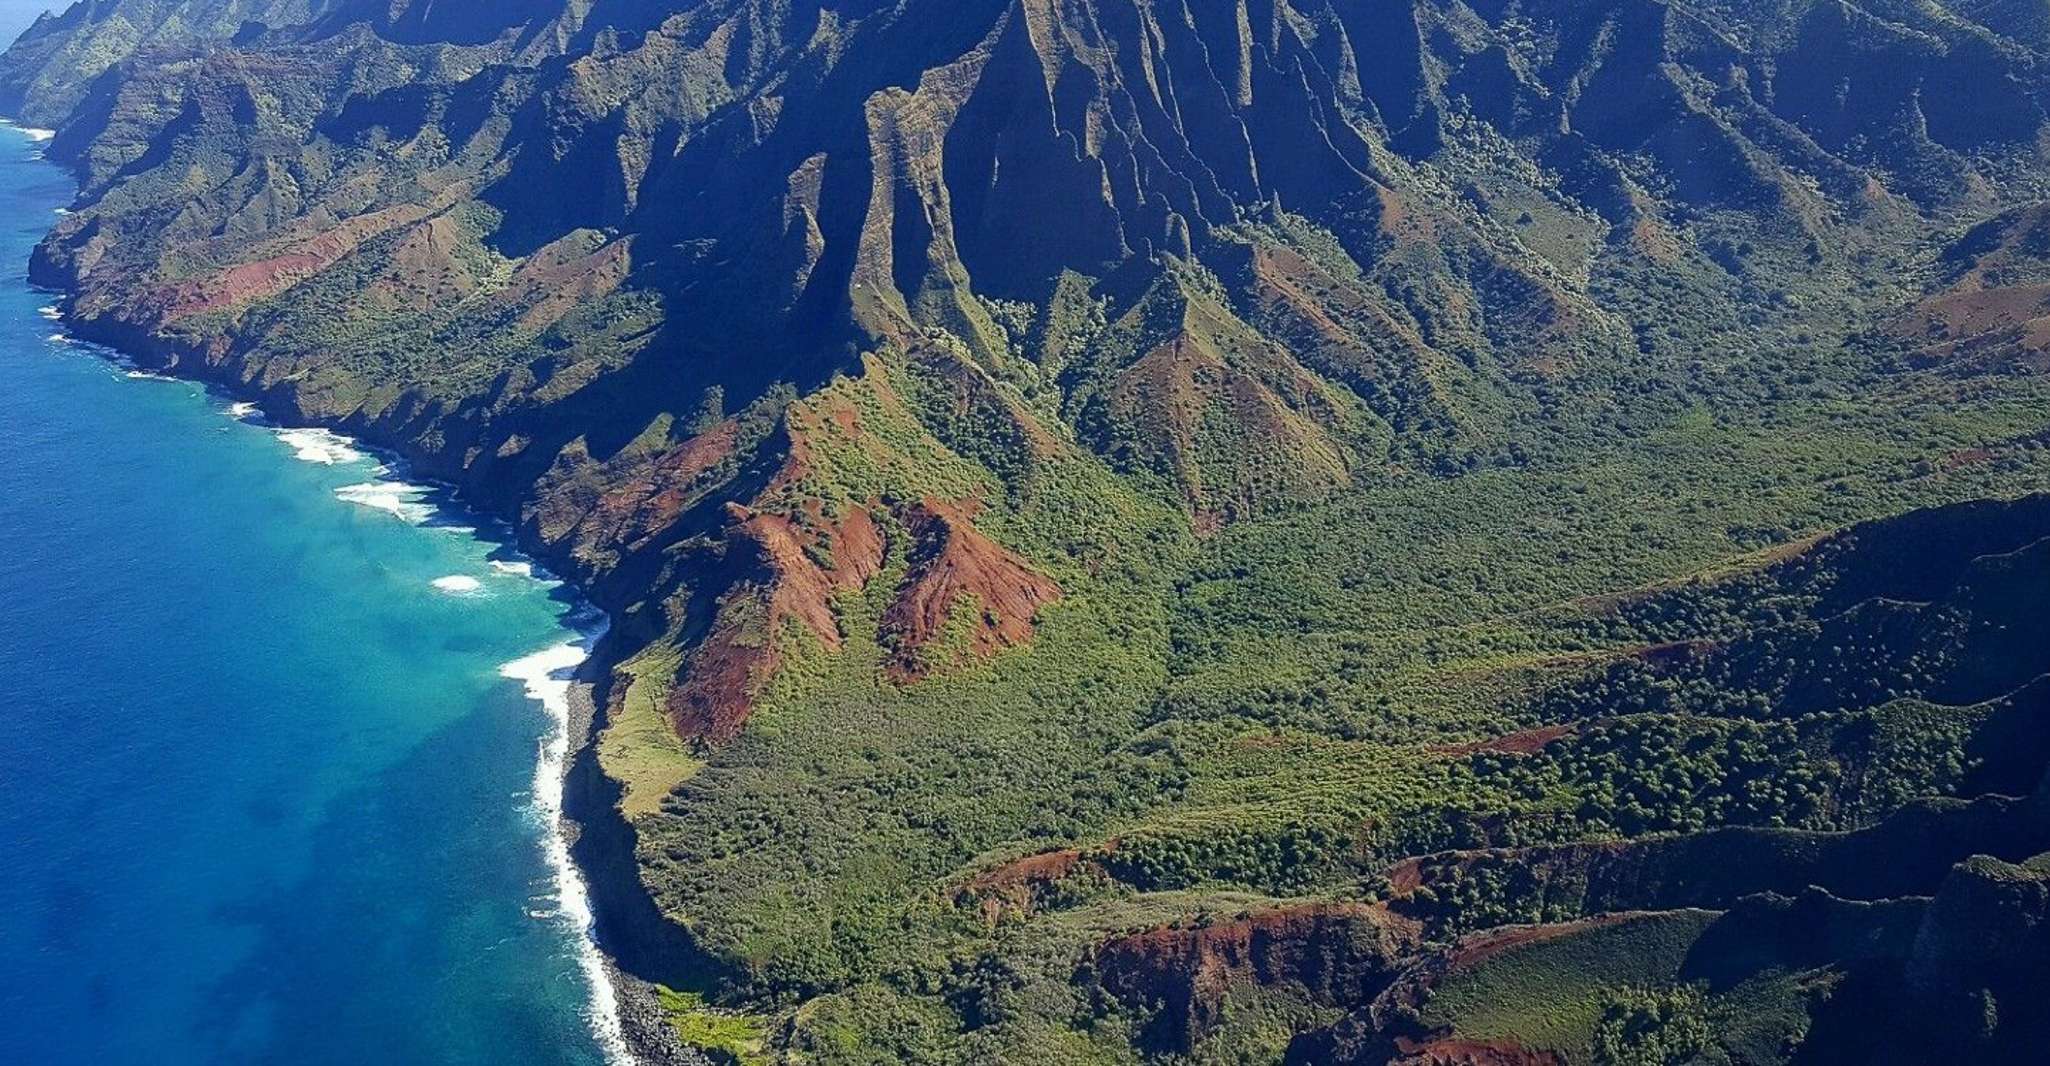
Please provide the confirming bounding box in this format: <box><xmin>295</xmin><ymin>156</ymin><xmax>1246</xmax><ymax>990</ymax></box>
<box><xmin>148</xmin><ymin>201</ymin><xmax>442</xmax><ymax>322</ymax></box>
<box><xmin>670</xmin><ymin>501</ymin><xmax>889</xmax><ymax>743</ymax></box>
<box><xmin>1095</xmin><ymin>902</ymin><xmax>1422</xmax><ymax>1049</ymax></box>
<box><xmin>1894</xmin><ymin>204</ymin><xmax>2050</xmax><ymax>371</ymax></box>
<box><xmin>574</xmin><ymin>421</ymin><xmax>741</xmax><ymax>552</ymax></box>
<box><xmin>1943</xmin><ymin>447</ymin><xmax>1997</xmax><ymax>471</ymax></box>
<box><xmin>506</xmin><ymin>235</ymin><xmax>635</xmax><ymax>333</ymax></box>
<box><xmin>1441</xmin><ymin>913</ymin><xmax>1635</xmax><ymax>973</ymax></box>
<box><xmin>881</xmin><ymin>498</ymin><xmax>1060</xmax><ymax>682</ymax></box>
<box><xmin>667</xmin><ymin>610</ymin><xmax>780</xmax><ymax>745</ymax></box>
<box><xmin>1428</xmin><ymin>724</ymin><xmax>1576</xmax><ymax>758</ymax></box>
<box><xmin>965</xmin><ymin>848</ymin><xmax>1088</xmax><ymax>893</ymax></box>
<box><xmin>958</xmin><ymin>847</ymin><xmax>1097</xmax><ymax>924</ymax></box>
<box><xmin>1387</xmin><ymin>856</ymin><xmax>1426</xmax><ymax>896</ymax></box>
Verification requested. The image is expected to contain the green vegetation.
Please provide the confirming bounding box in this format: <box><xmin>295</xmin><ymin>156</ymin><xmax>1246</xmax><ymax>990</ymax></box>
<box><xmin>1590</xmin><ymin>985</ymin><xmax>1714</xmax><ymax>1066</ymax></box>
<box><xmin>598</xmin><ymin>646</ymin><xmax>701</xmax><ymax>820</ymax></box>
<box><xmin>658</xmin><ymin>986</ymin><xmax>770</xmax><ymax>1066</ymax></box>
<box><xmin>1419</xmin><ymin>911</ymin><xmax>1721</xmax><ymax>1058</ymax></box>
<box><xmin>10</xmin><ymin>0</ymin><xmax>2050</xmax><ymax>1062</ymax></box>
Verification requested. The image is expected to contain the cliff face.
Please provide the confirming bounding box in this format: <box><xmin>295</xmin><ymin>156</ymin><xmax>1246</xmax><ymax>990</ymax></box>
<box><xmin>9</xmin><ymin>1</ymin><xmax>2050</xmax><ymax>1061</ymax></box>
<box><xmin>1094</xmin><ymin>902</ymin><xmax>1423</xmax><ymax>1051</ymax></box>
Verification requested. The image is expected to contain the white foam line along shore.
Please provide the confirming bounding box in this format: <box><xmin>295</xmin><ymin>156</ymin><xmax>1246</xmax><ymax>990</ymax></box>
<box><xmin>275</xmin><ymin>427</ymin><xmax>363</xmax><ymax>465</ymax></box>
<box><xmin>491</xmin><ymin>557</ymin><xmax>557</xmax><ymax>581</ymax></box>
<box><xmin>501</xmin><ymin>618</ymin><xmax>632</xmax><ymax>1065</ymax></box>
<box><xmin>263</xmin><ymin>414</ymin><xmax>633</xmax><ymax>1062</ymax></box>
<box><xmin>14</xmin><ymin>115</ymin><xmax>632</xmax><ymax>1058</ymax></box>
<box><xmin>332</xmin><ymin>479</ymin><xmax>437</xmax><ymax>524</ymax></box>
<box><xmin>1</xmin><ymin>119</ymin><xmax>53</xmax><ymax>141</ymax></box>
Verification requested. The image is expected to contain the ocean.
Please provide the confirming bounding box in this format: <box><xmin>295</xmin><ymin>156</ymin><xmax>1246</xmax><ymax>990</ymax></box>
<box><xmin>0</xmin><ymin>20</ymin><xmax>622</xmax><ymax>1065</ymax></box>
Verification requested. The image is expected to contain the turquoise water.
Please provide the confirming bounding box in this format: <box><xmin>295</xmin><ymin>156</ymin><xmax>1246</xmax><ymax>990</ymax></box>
<box><xmin>0</xmin><ymin>74</ymin><xmax>618</xmax><ymax>1066</ymax></box>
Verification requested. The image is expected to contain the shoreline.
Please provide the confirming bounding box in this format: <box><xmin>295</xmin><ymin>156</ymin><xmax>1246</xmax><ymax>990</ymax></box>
<box><xmin>37</xmin><ymin>301</ymin><xmax>662</xmax><ymax>1065</ymax></box>
<box><xmin>566</xmin><ymin>679</ymin><xmax>709</xmax><ymax>1066</ymax></box>
<box><xmin>502</xmin><ymin>623</ymin><xmax>633</xmax><ymax>1066</ymax></box>
<box><xmin>11</xmin><ymin>118</ymin><xmax>704</xmax><ymax>1066</ymax></box>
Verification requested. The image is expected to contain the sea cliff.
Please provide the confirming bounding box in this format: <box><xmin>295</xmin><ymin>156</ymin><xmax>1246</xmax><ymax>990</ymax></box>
<box><xmin>11</xmin><ymin>2</ymin><xmax>2050</xmax><ymax>1061</ymax></box>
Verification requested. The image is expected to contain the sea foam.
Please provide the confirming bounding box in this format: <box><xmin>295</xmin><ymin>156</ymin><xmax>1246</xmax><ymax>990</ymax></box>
<box><xmin>275</xmin><ymin>428</ymin><xmax>362</xmax><ymax>466</ymax></box>
<box><xmin>500</xmin><ymin>618</ymin><xmax>630</xmax><ymax>1066</ymax></box>
<box><xmin>490</xmin><ymin>558</ymin><xmax>559</xmax><ymax>581</ymax></box>
<box><xmin>431</xmin><ymin>575</ymin><xmax>483</xmax><ymax>594</ymax></box>
<box><xmin>334</xmin><ymin>480</ymin><xmax>435</xmax><ymax>524</ymax></box>
<box><xmin>1</xmin><ymin>120</ymin><xmax>53</xmax><ymax>142</ymax></box>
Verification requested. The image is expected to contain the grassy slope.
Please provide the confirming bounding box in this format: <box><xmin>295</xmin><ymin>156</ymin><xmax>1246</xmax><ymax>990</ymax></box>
<box><xmin>7</xmin><ymin>1</ymin><xmax>2050</xmax><ymax>1061</ymax></box>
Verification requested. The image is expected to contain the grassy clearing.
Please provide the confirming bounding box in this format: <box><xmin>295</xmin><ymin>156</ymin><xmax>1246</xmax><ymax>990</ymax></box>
<box><xmin>659</xmin><ymin>986</ymin><xmax>770</xmax><ymax>1065</ymax></box>
<box><xmin>598</xmin><ymin>646</ymin><xmax>703</xmax><ymax>820</ymax></box>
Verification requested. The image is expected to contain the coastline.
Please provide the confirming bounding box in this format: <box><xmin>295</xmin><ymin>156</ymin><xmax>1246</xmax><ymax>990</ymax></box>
<box><xmin>502</xmin><ymin>623</ymin><xmax>632</xmax><ymax>1065</ymax></box>
<box><xmin>41</xmin><ymin>302</ymin><xmax>701</xmax><ymax>1066</ymax></box>
<box><xmin>10</xmin><ymin>117</ymin><xmax>706</xmax><ymax>1066</ymax></box>
<box><xmin>565</xmin><ymin>679</ymin><xmax>707</xmax><ymax>1066</ymax></box>
<box><xmin>26</xmin><ymin>274</ymin><xmax>663</xmax><ymax>1066</ymax></box>
<box><xmin>0</xmin><ymin>117</ymin><xmax>50</xmax><ymax>140</ymax></box>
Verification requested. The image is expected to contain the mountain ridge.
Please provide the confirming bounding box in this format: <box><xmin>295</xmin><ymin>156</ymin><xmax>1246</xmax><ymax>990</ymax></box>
<box><xmin>7</xmin><ymin>1</ymin><xmax>2050</xmax><ymax>1062</ymax></box>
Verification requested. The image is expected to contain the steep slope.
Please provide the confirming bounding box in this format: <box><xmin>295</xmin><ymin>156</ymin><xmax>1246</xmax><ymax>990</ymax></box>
<box><xmin>7</xmin><ymin>1</ymin><xmax>2050</xmax><ymax>1062</ymax></box>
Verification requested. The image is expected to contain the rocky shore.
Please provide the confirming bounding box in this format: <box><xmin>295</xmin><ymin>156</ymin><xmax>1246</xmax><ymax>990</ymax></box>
<box><xmin>36</xmin><ymin>249</ymin><xmax>708</xmax><ymax>1063</ymax></box>
<box><xmin>564</xmin><ymin>679</ymin><xmax>707</xmax><ymax>1066</ymax></box>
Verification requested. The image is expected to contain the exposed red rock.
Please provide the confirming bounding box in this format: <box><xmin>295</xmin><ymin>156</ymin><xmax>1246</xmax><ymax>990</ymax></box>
<box><xmin>1095</xmin><ymin>902</ymin><xmax>1423</xmax><ymax>1051</ymax></box>
<box><xmin>1097</xmin><ymin>290</ymin><xmax>1357</xmax><ymax>525</ymax></box>
<box><xmin>504</xmin><ymin>234</ymin><xmax>635</xmax><ymax>334</ymax></box>
<box><xmin>1440</xmin><ymin>913</ymin><xmax>1635</xmax><ymax>973</ymax></box>
<box><xmin>142</xmin><ymin>200</ymin><xmax>451</xmax><ymax>323</ymax></box>
<box><xmin>1287</xmin><ymin>1016</ymin><xmax>1568</xmax><ymax>1066</ymax></box>
<box><xmin>827</xmin><ymin>505</ymin><xmax>886</xmax><ymax>589</ymax></box>
<box><xmin>568</xmin><ymin>421</ymin><xmax>742</xmax><ymax>556</ymax></box>
<box><xmin>1943</xmin><ymin>447</ymin><xmax>1997</xmax><ymax>471</ymax></box>
<box><xmin>966</xmin><ymin>848</ymin><xmax>1089</xmax><ymax>893</ymax></box>
<box><xmin>361</xmin><ymin>214</ymin><xmax>483</xmax><ymax>312</ymax></box>
<box><xmin>670</xmin><ymin>501</ymin><xmax>888</xmax><ymax>743</ymax></box>
<box><xmin>1894</xmin><ymin>204</ymin><xmax>2050</xmax><ymax>373</ymax></box>
<box><xmin>731</xmin><ymin>508</ymin><xmax>845</xmax><ymax>650</ymax></box>
<box><xmin>1427</xmin><ymin>724</ymin><xmax>1576</xmax><ymax>758</ymax></box>
<box><xmin>1241</xmin><ymin>241</ymin><xmax>1436</xmax><ymax>376</ymax></box>
<box><xmin>880</xmin><ymin>498</ymin><xmax>1060</xmax><ymax>682</ymax></box>
<box><xmin>957</xmin><ymin>847</ymin><xmax>1097</xmax><ymax>924</ymax></box>
<box><xmin>1386</xmin><ymin>857</ymin><xmax>1426</xmax><ymax>897</ymax></box>
<box><xmin>667</xmin><ymin>605</ymin><xmax>780</xmax><ymax>747</ymax></box>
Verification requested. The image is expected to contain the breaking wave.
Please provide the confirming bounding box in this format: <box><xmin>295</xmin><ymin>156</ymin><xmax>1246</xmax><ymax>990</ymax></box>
<box><xmin>499</xmin><ymin>615</ymin><xmax>630</xmax><ymax>1065</ymax></box>
<box><xmin>275</xmin><ymin>428</ymin><xmax>362</xmax><ymax>466</ymax></box>
<box><xmin>333</xmin><ymin>480</ymin><xmax>436</xmax><ymax>524</ymax></box>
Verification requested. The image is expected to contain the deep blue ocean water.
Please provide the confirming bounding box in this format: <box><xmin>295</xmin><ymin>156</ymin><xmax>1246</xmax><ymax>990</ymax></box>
<box><xmin>0</xmin><ymin>13</ymin><xmax>619</xmax><ymax>1062</ymax></box>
